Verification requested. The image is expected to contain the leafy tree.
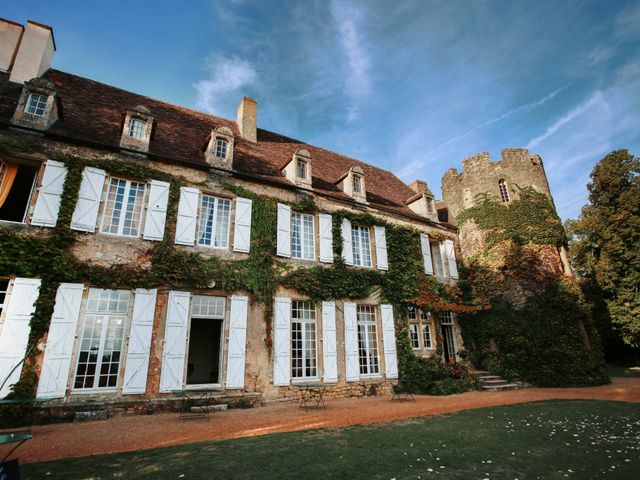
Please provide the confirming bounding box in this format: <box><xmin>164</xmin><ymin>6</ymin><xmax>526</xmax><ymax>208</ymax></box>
<box><xmin>566</xmin><ymin>150</ymin><xmax>640</xmax><ymax>350</ymax></box>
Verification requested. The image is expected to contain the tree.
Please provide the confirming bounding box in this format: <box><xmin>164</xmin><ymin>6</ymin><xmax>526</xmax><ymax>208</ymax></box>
<box><xmin>566</xmin><ymin>150</ymin><xmax>640</xmax><ymax>350</ymax></box>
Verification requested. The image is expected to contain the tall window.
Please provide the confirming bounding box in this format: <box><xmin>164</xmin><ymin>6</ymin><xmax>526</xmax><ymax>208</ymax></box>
<box><xmin>197</xmin><ymin>194</ymin><xmax>231</xmax><ymax>248</ymax></box>
<box><xmin>352</xmin><ymin>175</ymin><xmax>362</xmax><ymax>193</ymax></box>
<box><xmin>25</xmin><ymin>93</ymin><xmax>47</xmax><ymax>116</ymax></box>
<box><xmin>422</xmin><ymin>324</ymin><xmax>433</xmax><ymax>349</ymax></box>
<box><xmin>128</xmin><ymin>118</ymin><xmax>147</xmax><ymax>139</ymax></box>
<box><xmin>291</xmin><ymin>301</ymin><xmax>317</xmax><ymax>379</ymax></box>
<box><xmin>498</xmin><ymin>179</ymin><xmax>510</xmax><ymax>203</ymax></box>
<box><xmin>101</xmin><ymin>178</ymin><xmax>146</xmax><ymax>237</ymax></box>
<box><xmin>408</xmin><ymin>306</ymin><xmax>434</xmax><ymax>350</ymax></box>
<box><xmin>74</xmin><ymin>289</ymin><xmax>129</xmax><ymax>390</ymax></box>
<box><xmin>409</xmin><ymin>324</ymin><xmax>420</xmax><ymax>349</ymax></box>
<box><xmin>296</xmin><ymin>159</ymin><xmax>307</xmax><ymax>179</ymax></box>
<box><xmin>357</xmin><ymin>305</ymin><xmax>379</xmax><ymax>376</ymax></box>
<box><xmin>215</xmin><ymin>138</ymin><xmax>228</xmax><ymax>159</ymax></box>
<box><xmin>291</xmin><ymin>212</ymin><xmax>315</xmax><ymax>260</ymax></box>
<box><xmin>352</xmin><ymin>226</ymin><xmax>372</xmax><ymax>267</ymax></box>
<box><xmin>431</xmin><ymin>242</ymin><xmax>445</xmax><ymax>276</ymax></box>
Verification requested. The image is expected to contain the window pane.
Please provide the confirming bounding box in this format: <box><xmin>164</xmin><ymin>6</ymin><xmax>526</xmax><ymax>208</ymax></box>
<box><xmin>422</xmin><ymin>324</ymin><xmax>432</xmax><ymax>349</ymax></box>
<box><xmin>191</xmin><ymin>295</ymin><xmax>225</xmax><ymax>318</ymax></box>
<box><xmin>410</xmin><ymin>324</ymin><xmax>420</xmax><ymax>349</ymax></box>
<box><xmin>128</xmin><ymin>118</ymin><xmax>147</xmax><ymax>139</ymax></box>
<box><xmin>26</xmin><ymin>93</ymin><xmax>47</xmax><ymax>116</ymax></box>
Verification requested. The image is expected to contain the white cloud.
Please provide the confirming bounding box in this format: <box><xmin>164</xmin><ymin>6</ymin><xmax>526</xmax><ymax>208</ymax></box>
<box><xmin>194</xmin><ymin>56</ymin><xmax>257</xmax><ymax>115</ymax></box>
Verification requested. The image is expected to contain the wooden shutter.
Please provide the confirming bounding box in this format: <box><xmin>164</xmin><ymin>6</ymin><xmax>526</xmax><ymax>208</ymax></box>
<box><xmin>159</xmin><ymin>291</ymin><xmax>190</xmax><ymax>392</ymax></box>
<box><xmin>420</xmin><ymin>234</ymin><xmax>434</xmax><ymax>275</ymax></box>
<box><xmin>122</xmin><ymin>289</ymin><xmax>157</xmax><ymax>395</ymax></box>
<box><xmin>36</xmin><ymin>283</ymin><xmax>84</xmax><ymax>398</ymax></box>
<box><xmin>70</xmin><ymin>167</ymin><xmax>106</xmax><ymax>232</ymax></box>
<box><xmin>341</xmin><ymin>218</ymin><xmax>354</xmax><ymax>265</ymax></box>
<box><xmin>276</xmin><ymin>203</ymin><xmax>291</xmax><ymax>257</ymax></box>
<box><xmin>233</xmin><ymin>198</ymin><xmax>252</xmax><ymax>253</ymax></box>
<box><xmin>445</xmin><ymin>239</ymin><xmax>459</xmax><ymax>279</ymax></box>
<box><xmin>380</xmin><ymin>304</ymin><xmax>398</xmax><ymax>379</ymax></box>
<box><xmin>0</xmin><ymin>278</ymin><xmax>41</xmax><ymax>398</ymax></box>
<box><xmin>226</xmin><ymin>295</ymin><xmax>248</xmax><ymax>389</ymax></box>
<box><xmin>31</xmin><ymin>160</ymin><xmax>67</xmax><ymax>227</ymax></box>
<box><xmin>343</xmin><ymin>302</ymin><xmax>359</xmax><ymax>382</ymax></box>
<box><xmin>142</xmin><ymin>180</ymin><xmax>170</xmax><ymax>241</ymax></box>
<box><xmin>174</xmin><ymin>187</ymin><xmax>199</xmax><ymax>246</ymax></box>
<box><xmin>321</xmin><ymin>301</ymin><xmax>338</xmax><ymax>383</ymax></box>
<box><xmin>273</xmin><ymin>296</ymin><xmax>291</xmax><ymax>386</ymax></box>
<box><xmin>374</xmin><ymin>225</ymin><xmax>388</xmax><ymax>270</ymax></box>
<box><xmin>318</xmin><ymin>213</ymin><xmax>334</xmax><ymax>263</ymax></box>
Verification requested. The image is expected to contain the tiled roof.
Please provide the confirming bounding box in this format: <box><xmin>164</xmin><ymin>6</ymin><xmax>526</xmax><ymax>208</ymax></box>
<box><xmin>0</xmin><ymin>69</ymin><xmax>441</xmax><ymax>222</ymax></box>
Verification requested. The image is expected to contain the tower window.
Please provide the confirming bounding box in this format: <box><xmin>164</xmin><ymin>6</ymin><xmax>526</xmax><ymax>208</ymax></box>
<box><xmin>25</xmin><ymin>93</ymin><xmax>48</xmax><ymax>116</ymax></box>
<box><xmin>498</xmin><ymin>179</ymin><xmax>510</xmax><ymax>203</ymax></box>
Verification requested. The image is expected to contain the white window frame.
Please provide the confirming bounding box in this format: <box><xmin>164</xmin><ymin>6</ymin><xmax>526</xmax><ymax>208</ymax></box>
<box><xmin>186</xmin><ymin>295</ymin><xmax>226</xmax><ymax>388</ymax></box>
<box><xmin>357</xmin><ymin>305</ymin><xmax>380</xmax><ymax>377</ymax></box>
<box><xmin>128</xmin><ymin>117</ymin><xmax>147</xmax><ymax>139</ymax></box>
<box><xmin>352</xmin><ymin>225</ymin><xmax>372</xmax><ymax>268</ymax></box>
<box><xmin>196</xmin><ymin>193</ymin><xmax>232</xmax><ymax>249</ymax></box>
<box><xmin>25</xmin><ymin>93</ymin><xmax>48</xmax><ymax>116</ymax></box>
<box><xmin>72</xmin><ymin>289</ymin><xmax>131</xmax><ymax>393</ymax></box>
<box><xmin>100</xmin><ymin>177</ymin><xmax>147</xmax><ymax>237</ymax></box>
<box><xmin>291</xmin><ymin>212</ymin><xmax>315</xmax><ymax>261</ymax></box>
<box><xmin>215</xmin><ymin>138</ymin><xmax>228</xmax><ymax>159</ymax></box>
<box><xmin>291</xmin><ymin>300</ymin><xmax>318</xmax><ymax>381</ymax></box>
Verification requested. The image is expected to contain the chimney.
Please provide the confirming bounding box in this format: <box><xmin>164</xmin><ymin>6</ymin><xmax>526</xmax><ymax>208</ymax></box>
<box><xmin>236</xmin><ymin>96</ymin><xmax>257</xmax><ymax>143</ymax></box>
<box><xmin>409</xmin><ymin>179</ymin><xmax>428</xmax><ymax>193</ymax></box>
<box><xmin>9</xmin><ymin>20</ymin><xmax>56</xmax><ymax>84</ymax></box>
<box><xmin>0</xmin><ymin>18</ymin><xmax>24</xmax><ymax>72</ymax></box>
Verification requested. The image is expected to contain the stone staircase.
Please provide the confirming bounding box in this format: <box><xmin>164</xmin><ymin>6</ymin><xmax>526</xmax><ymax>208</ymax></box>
<box><xmin>471</xmin><ymin>370</ymin><xmax>527</xmax><ymax>392</ymax></box>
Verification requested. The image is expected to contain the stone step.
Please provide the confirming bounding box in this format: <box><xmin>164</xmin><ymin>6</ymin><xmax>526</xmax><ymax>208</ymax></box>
<box><xmin>477</xmin><ymin>375</ymin><xmax>502</xmax><ymax>381</ymax></box>
<box><xmin>478</xmin><ymin>378</ymin><xmax>508</xmax><ymax>385</ymax></box>
<box><xmin>470</xmin><ymin>370</ymin><xmax>490</xmax><ymax>376</ymax></box>
<box><xmin>481</xmin><ymin>383</ymin><xmax>522</xmax><ymax>391</ymax></box>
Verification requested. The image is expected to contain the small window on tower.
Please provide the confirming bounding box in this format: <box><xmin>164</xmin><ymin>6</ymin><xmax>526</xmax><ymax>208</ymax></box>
<box><xmin>498</xmin><ymin>179</ymin><xmax>510</xmax><ymax>203</ymax></box>
<box><xmin>128</xmin><ymin>118</ymin><xmax>147</xmax><ymax>139</ymax></box>
<box><xmin>215</xmin><ymin>138</ymin><xmax>228</xmax><ymax>159</ymax></box>
<box><xmin>25</xmin><ymin>93</ymin><xmax>48</xmax><ymax>116</ymax></box>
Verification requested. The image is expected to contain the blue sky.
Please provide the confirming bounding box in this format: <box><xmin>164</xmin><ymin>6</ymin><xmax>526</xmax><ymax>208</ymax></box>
<box><xmin>6</xmin><ymin>0</ymin><xmax>640</xmax><ymax>220</ymax></box>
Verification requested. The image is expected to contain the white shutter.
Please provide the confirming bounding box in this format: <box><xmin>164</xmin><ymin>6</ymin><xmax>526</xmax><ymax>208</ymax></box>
<box><xmin>122</xmin><ymin>289</ymin><xmax>157</xmax><ymax>395</ymax></box>
<box><xmin>233</xmin><ymin>198</ymin><xmax>253</xmax><ymax>253</ymax></box>
<box><xmin>142</xmin><ymin>180</ymin><xmax>170</xmax><ymax>241</ymax></box>
<box><xmin>445</xmin><ymin>239</ymin><xmax>459</xmax><ymax>279</ymax></box>
<box><xmin>159</xmin><ymin>291</ymin><xmax>190</xmax><ymax>392</ymax></box>
<box><xmin>276</xmin><ymin>203</ymin><xmax>291</xmax><ymax>257</ymax></box>
<box><xmin>31</xmin><ymin>160</ymin><xmax>67</xmax><ymax>227</ymax></box>
<box><xmin>70</xmin><ymin>167</ymin><xmax>106</xmax><ymax>232</ymax></box>
<box><xmin>273</xmin><ymin>296</ymin><xmax>291</xmax><ymax>386</ymax></box>
<box><xmin>380</xmin><ymin>304</ymin><xmax>398</xmax><ymax>379</ymax></box>
<box><xmin>226</xmin><ymin>295</ymin><xmax>248</xmax><ymax>389</ymax></box>
<box><xmin>174</xmin><ymin>187</ymin><xmax>199</xmax><ymax>246</ymax></box>
<box><xmin>341</xmin><ymin>218</ymin><xmax>354</xmax><ymax>266</ymax></box>
<box><xmin>321</xmin><ymin>301</ymin><xmax>337</xmax><ymax>383</ymax></box>
<box><xmin>344</xmin><ymin>302</ymin><xmax>359</xmax><ymax>381</ymax></box>
<box><xmin>0</xmin><ymin>278</ymin><xmax>41</xmax><ymax>398</ymax></box>
<box><xmin>36</xmin><ymin>283</ymin><xmax>83</xmax><ymax>399</ymax></box>
<box><xmin>318</xmin><ymin>213</ymin><xmax>334</xmax><ymax>263</ymax></box>
<box><xmin>420</xmin><ymin>234</ymin><xmax>434</xmax><ymax>275</ymax></box>
<box><xmin>374</xmin><ymin>225</ymin><xmax>388</xmax><ymax>271</ymax></box>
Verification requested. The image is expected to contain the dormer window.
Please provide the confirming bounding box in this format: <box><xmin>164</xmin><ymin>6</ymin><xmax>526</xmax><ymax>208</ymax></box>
<box><xmin>283</xmin><ymin>149</ymin><xmax>312</xmax><ymax>189</ymax></box>
<box><xmin>205</xmin><ymin>126</ymin><xmax>235</xmax><ymax>170</ymax></box>
<box><xmin>339</xmin><ymin>166</ymin><xmax>367</xmax><ymax>203</ymax></box>
<box><xmin>120</xmin><ymin>106</ymin><xmax>153</xmax><ymax>153</ymax></box>
<box><xmin>25</xmin><ymin>93</ymin><xmax>47</xmax><ymax>116</ymax></box>
<box><xmin>215</xmin><ymin>138</ymin><xmax>228</xmax><ymax>159</ymax></box>
<box><xmin>128</xmin><ymin>118</ymin><xmax>147</xmax><ymax>139</ymax></box>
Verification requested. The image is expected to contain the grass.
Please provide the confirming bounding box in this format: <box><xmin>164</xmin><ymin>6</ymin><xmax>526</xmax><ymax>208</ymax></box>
<box><xmin>609</xmin><ymin>364</ymin><xmax>640</xmax><ymax>378</ymax></box>
<box><xmin>23</xmin><ymin>400</ymin><xmax>640</xmax><ymax>479</ymax></box>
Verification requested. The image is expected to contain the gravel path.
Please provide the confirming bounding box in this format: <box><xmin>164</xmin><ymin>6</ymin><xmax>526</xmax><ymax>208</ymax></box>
<box><xmin>11</xmin><ymin>377</ymin><xmax>640</xmax><ymax>464</ymax></box>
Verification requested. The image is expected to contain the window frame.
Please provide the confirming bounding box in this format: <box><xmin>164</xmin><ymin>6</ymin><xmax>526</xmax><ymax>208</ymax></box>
<box><xmin>409</xmin><ymin>323</ymin><xmax>420</xmax><ymax>350</ymax></box>
<box><xmin>290</xmin><ymin>211</ymin><xmax>316</xmax><ymax>261</ymax></box>
<box><xmin>356</xmin><ymin>305</ymin><xmax>380</xmax><ymax>377</ymax></box>
<box><xmin>352</xmin><ymin>225</ymin><xmax>372</xmax><ymax>268</ymax></box>
<box><xmin>25</xmin><ymin>93</ymin><xmax>48</xmax><ymax>116</ymax></box>
<box><xmin>99</xmin><ymin>176</ymin><xmax>148</xmax><ymax>238</ymax></box>
<box><xmin>422</xmin><ymin>323</ymin><xmax>433</xmax><ymax>349</ymax></box>
<box><xmin>291</xmin><ymin>300</ymin><xmax>318</xmax><ymax>381</ymax></box>
<box><xmin>214</xmin><ymin>138</ymin><xmax>228</xmax><ymax>159</ymax></box>
<box><xmin>196</xmin><ymin>193</ymin><xmax>232</xmax><ymax>250</ymax></box>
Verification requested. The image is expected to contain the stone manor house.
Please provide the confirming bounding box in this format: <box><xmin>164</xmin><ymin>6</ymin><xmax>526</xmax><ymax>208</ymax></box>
<box><xmin>0</xmin><ymin>19</ymin><xmax>557</xmax><ymax>408</ymax></box>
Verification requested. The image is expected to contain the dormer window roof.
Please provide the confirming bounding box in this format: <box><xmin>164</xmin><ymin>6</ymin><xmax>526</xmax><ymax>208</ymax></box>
<box><xmin>283</xmin><ymin>148</ymin><xmax>312</xmax><ymax>189</ymax></box>
<box><xmin>406</xmin><ymin>179</ymin><xmax>439</xmax><ymax>222</ymax></box>
<box><xmin>25</xmin><ymin>93</ymin><xmax>48</xmax><ymax>116</ymax></box>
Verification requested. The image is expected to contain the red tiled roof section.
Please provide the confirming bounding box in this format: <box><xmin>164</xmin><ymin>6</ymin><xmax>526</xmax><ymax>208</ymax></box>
<box><xmin>3</xmin><ymin>69</ymin><xmax>423</xmax><ymax>217</ymax></box>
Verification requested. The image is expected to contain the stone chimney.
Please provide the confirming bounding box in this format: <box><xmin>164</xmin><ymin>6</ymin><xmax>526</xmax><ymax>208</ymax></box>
<box><xmin>0</xmin><ymin>19</ymin><xmax>24</xmax><ymax>72</ymax></box>
<box><xmin>9</xmin><ymin>20</ymin><xmax>56</xmax><ymax>84</ymax></box>
<box><xmin>409</xmin><ymin>179</ymin><xmax>428</xmax><ymax>194</ymax></box>
<box><xmin>236</xmin><ymin>96</ymin><xmax>257</xmax><ymax>143</ymax></box>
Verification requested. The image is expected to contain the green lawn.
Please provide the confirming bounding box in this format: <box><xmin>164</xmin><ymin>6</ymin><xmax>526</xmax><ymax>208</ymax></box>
<box><xmin>23</xmin><ymin>400</ymin><xmax>640</xmax><ymax>480</ymax></box>
<box><xmin>609</xmin><ymin>364</ymin><xmax>640</xmax><ymax>378</ymax></box>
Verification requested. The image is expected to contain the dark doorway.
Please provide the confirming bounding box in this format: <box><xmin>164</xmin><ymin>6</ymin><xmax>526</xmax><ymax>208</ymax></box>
<box><xmin>441</xmin><ymin>323</ymin><xmax>457</xmax><ymax>364</ymax></box>
<box><xmin>0</xmin><ymin>164</ymin><xmax>38</xmax><ymax>222</ymax></box>
<box><xmin>186</xmin><ymin>318</ymin><xmax>223</xmax><ymax>385</ymax></box>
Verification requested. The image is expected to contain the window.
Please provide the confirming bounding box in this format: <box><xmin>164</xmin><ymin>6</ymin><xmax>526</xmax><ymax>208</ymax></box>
<box><xmin>291</xmin><ymin>212</ymin><xmax>315</xmax><ymax>260</ymax></box>
<box><xmin>407</xmin><ymin>305</ymin><xmax>417</xmax><ymax>320</ymax></box>
<box><xmin>0</xmin><ymin>279</ymin><xmax>8</xmax><ymax>316</ymax></box>
<box><xmin>409</xmin><ymin>324</ymin><xmax>420</xmax><ymax>349</ymax></box>
<box><xmin>352</xmin><ymin>226</ymin><xmax>372</xmax><ymax>267</ymax></box>
<box><xmin>296</xmin><ymin>159</ymin><xmax>307</xmax><ymax>179</ymax></box>
<box><xmin>197</xmin><ymin>194</ymin><xmax>231</xmax><ymax>248</ymax></box>
<box><xmin>352</xmin><ymin>175</ymin><xmax>362</xmax><ymax>193</ymax></box>
<box><xmin>431</xmin><ymin>242</ymin><xmax>445</xmax><ymax>277</ymax></box>
<box><xmin>187</xmin><ymin>296</ymin><xmax>225</xmax><ymax>385</ymax></box>
<box><xmin>440</xmin><ymin>311</ymin><xmax>453</xmax><ymax>325</ymax></box>
<box><xmin>498</xmin><ymin>179</ymin><xmax>510</xmax><ymax>203</ymax></box>
<box><xmin>215</xmin><ymin>138</ymin><xmax>228</xmax><ymax>159</ymax></box>
<box><xmin>357</xmin><ymin>305</ymin><xmax>379</xmax><ymax>376</ymax></box>
<box><xmin>128</xmin><ymin>118</ymin><xmax>147</xmax><ymax>139</ymax></box>
<box><xmin>100</xmin><ymin>178</ymin><xmax>146</xmax><ymax>237</ymax></box>
<box><xmin>0</xmin><ymin>159</ymin><xmax>38</xmax><ymax>223</ymax></box>
<box><xmin>422</xmin><ymin>324</ymin><xmax>433</xmax><ymax>349</ymax></box>
<box><xmin>291</xmin><ymin>301</ymin><xmax>317</xmax><ymax>379</ymax></box>
<box><xmin>25</xmin><ymin>93</ymin><xmax>47</xmax><ymax>116</ymax></box>
<box><xmin>74</xmin><ymin>289</ymin><xmax>130</xmax><ymax>390</ymax></box>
